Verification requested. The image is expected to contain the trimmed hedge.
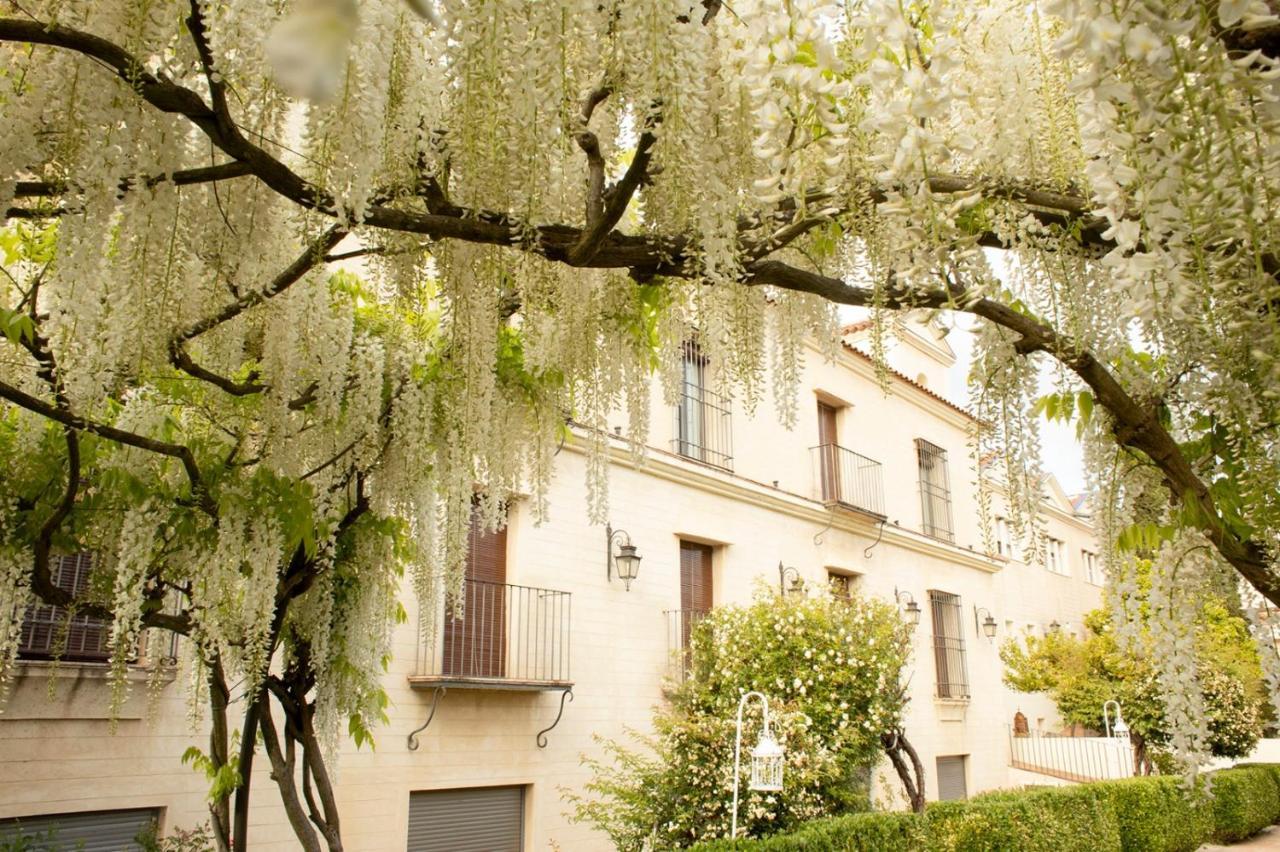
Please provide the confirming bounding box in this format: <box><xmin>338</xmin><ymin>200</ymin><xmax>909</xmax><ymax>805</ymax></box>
<box><xmin>690</xmin><ymin>764</ymin><xmax>1280</xmax><ymax>851</ymax></box>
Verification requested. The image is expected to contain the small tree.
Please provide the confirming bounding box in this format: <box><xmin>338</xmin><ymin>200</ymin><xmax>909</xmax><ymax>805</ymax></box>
<box><xmin>567</xmin><ymin>587</ymin><xmax>913</xmax><ymax>848</ymax></box>
<box><xmin>1002</xmin><ymin>603</ymin><xmax>1266</xmax><ymax>773</ymax></box>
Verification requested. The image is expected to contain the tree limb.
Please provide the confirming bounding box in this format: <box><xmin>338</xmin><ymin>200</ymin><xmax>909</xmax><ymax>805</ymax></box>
<box><xmin>0</xmin><ymin>378</ymin><xmax>217</xmax><ymax>517</ymax></box>
<box><xmin>258</xmin><ymin>697</ymin><xmax>324</xmax><ymax>852</ymax></box>
<box><xmin>567</xmin><ymin>109</ymin><xmax>661</xmax><ymax>266</ymax></box>
<box><xmin>745</xmin><ymin>258</ymin><xmax>1280</xmax><ymax>605</ymax></box>
<box><xmin>13</xmin><ymin>161</ymin><xmax>252</xmax><ymax>200</ymax></box>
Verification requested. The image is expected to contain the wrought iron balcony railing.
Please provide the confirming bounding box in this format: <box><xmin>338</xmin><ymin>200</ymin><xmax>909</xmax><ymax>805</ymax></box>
<box><xmin>810</xmin><ymin>444</ymin><xmax>886</xmax><ymax>517</ymax></box>
<box><xmin>663</xmin><ymin>608</ymin><xmax>709</xmax><ymax>684</ymax></box>
<box><xmin>415</xmin><ymin>579</ymin><xmax>571</xmax><ymax>687</ymax></box>
<box><xmin>672</xmin><ymin>384</ymin><xmax>733</xmax><ymax>471</ymax></box>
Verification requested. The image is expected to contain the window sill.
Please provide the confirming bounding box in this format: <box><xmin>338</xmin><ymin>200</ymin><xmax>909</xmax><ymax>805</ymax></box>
<box><xmin>934</xmin><ymin>697</ymin><xmax>969</xmax><ymax>722</ymax></box>
<box><xmin>4</xmin><ymin>659</ymin><xmax>177</xmax><ymax>721</ymax></box>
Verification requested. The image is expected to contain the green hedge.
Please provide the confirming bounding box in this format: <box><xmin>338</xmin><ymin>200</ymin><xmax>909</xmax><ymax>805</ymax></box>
<box><xmin>690</xmin><ymin>765</ymin><xmax>1280</xmax><ymax>851</ymax></box>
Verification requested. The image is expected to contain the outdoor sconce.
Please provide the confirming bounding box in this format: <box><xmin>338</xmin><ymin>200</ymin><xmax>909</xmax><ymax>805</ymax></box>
<box><xmin>731</xmin><ymin>691</ymin><xmax>785</xmax><ymax>838</ymax></box>
<box><xmin>1104</xmin><ymin>700</ymin><xmax>1130</xmax><ymax>741</ymax></box>
<box><xmin>974</xmin><ymin>606</ymin><xmax>998</xmax><ymax>639</ymax></box>
<box><xmin>894</xmin><ymin>588</ymin><xmax>921</xmax><ymax>627</ymax></box>
<box><xmin>1047</xmin><ymin>620</ymin><xmax>1062</xmax><ymax>635</ymax></box>
<box><xmin>606</xmin><ymin>524</ymin><xmax>642</xmax><ymax>591</ymax></box>
<box><xmin>778</xmin><ymin>562</ymin><xmax>804</xmax><ymax>596</ymax></box>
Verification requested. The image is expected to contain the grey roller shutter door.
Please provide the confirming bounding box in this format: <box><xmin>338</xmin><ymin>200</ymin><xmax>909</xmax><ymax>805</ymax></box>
<box><xmin>408</xmin><ymin>786</ymin><xmax>524</xmax><ymax>851</ymax></box>
<box><xmin>936</xmin><ymin>755</ymin><xmax>968</xmax><ymax>801</ymax></box>
<box><xmin>0</xmin><ymin>808</ymin><xmax>158</xmax><ymax>851</ymax></box>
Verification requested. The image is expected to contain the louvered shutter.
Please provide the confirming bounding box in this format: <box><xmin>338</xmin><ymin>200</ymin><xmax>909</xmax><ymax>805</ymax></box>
<box><xmin>20</xmin><ymin>553</ymin><xmax>111</xmax><ymax>661</ymax></box>
<box><xmin>441</xmin><ymin>511</ymin><xmax>508</xmax><ymax>678</ymax></box>
<box><xmin>936</xmin><ymin>756</ymin><xmax>968</xmax><ymax>801</ymax></box>
<box><xmin>407</xmin><ymin>786</ymin><xmax>524</xmax><ymax>852</ymax></box>
<box><xmin>0</xmin><ymin>808</ymin><xmax>158</xmax><ymax>851</ymax></box>
<box><xmin>817</xmin><ymin>402</ymin><xmax>840</xmax><ymax>501</ymax></box>
<box><xmin>679</xmin><ymin>542</ymin><xmax>713</xmax><ymax>613</ymax></box>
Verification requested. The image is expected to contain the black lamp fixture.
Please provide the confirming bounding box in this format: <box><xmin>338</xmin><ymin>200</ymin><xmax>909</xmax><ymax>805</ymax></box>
<box><xmin>606</xmin><ymin>524</ymin><xmax>642</xmax><ymax>591</ymax></box>
<box><xmin>778</xmin><ymin>562</ymin><xmax>804</xmax><ymax>596</ymax></box>
<box><xmin>1047</xmin><ymin>620</ymin><xmax>1062</xmax><ymax>635</ymax></box>
<box><xmin>974</xmin><ymin>606</ymin><xmax>998</xmax><ymax>639</ymax></box>
<box><xmin>893</xmin><ymin>588</ymin><xmax>921</xmax><ymax>627</ymax></box>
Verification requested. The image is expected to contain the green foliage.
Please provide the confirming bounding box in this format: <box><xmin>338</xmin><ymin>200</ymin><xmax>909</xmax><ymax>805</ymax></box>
<box><xmin>567</xmin><ymin>589</ymin><xmax>913</xmax><ymax>849</ymax></box>
<box><xmin>181</xmin><ymin>746</ymin><xmax>242</xmax><ymax>801</ymax></box>
<box><xmin>689</xmin><ymin>811</ymin><xmax>925</xmax><ymax>851</ymax></box>
<box><xmin>691</xmin><ymin>767</ymin><xmax>1280</xmax><ymax>852</ymax></box>
<box><xmin>926</xmin><ymin>785</ymin><xmax>1120</xmax><ymax>852</ymax></box>
<box><xmin>1207</xmin><ymin>767</ymin><xmax>1280</xmax><ymax>843</ymax></box>
<box><xmin>135</xmin><ymin>821</ymin><xmax>215</xmax><ymax>852</ymax></box>
<box><xmin>1001</xmin><ymin>599</ymin><xmax>1266</xmax><ymax>759</ymax></box>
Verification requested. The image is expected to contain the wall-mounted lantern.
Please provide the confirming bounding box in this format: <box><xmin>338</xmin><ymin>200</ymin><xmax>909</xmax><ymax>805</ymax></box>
<box><xmin>974</xmin><ymin>606</ymin><xmax>998</xmax><ymax>639</ymax></box>
<box><xmin>1047</xmin><ymin>620</ymin><xmax>1061</xmax><ymax>635</ymax></box>
<box><xmin>894</xmin><ymin>588</ymin><xmax>921</xmax><ymax>627</ymax></box>
<box><xmin>606</xmin><ymin>524</ymin><xmax>642</xmax><ymax>591</ymax></box>
<box><xmin>778</xmin><ymin>562</ymin><xmax>804</xmax><ymax>596</ymax></box>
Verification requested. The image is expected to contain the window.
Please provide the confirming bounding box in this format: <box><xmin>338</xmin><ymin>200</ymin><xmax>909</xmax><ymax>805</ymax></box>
<box><xmin>816</xmin><ymin>401</ymin><xmax>840</xmax><ymax>501</ymax></box>
<box><xmin>1045</xmin><ymin>537</ymin><xmax>1068</xmax><ymax>575</ymax></box>
<box><xmin>19</xmin><ymin>553</ymin><xmax>110</xmax><ymax>663</ymax></box>
<box><xmin>915</xmin><ymin>439</ymin><xmax>954</xmax><ymax>542</ymax></box>
<box><xmin>936</xmin><ymin>755</ymin><xmax>968</xmax><ymax>800</ymax></box>
<box><xmin>1082</xmin><ymin>550</ymin><xmax>1102</xmax><ymax>585</ymax></box>
<box><xmin>678</xmin><ymin>541</ymin><xmax>714</xmax><ymax>647</ymax></box>
<box><xmin>993</xmin><ymin>516</ymin><xmax>1020</xmax><ymax>560</ymax></box>
<box><xmin>441</xmin><ymin>509</ymin><xmax>508</xmax><ymax>678</ymax></box>
<box><xmin>674</xmin><ymin>341</ymin><xmax>733</xmax><ymax>469</ymax></box>
<box><xmin>928</xmin><ymin>590</ymin><xmax>969</xmax><ymax>699</ymax></box>
<box><xmin>827</xmin><ymin>570</ymin><xmax>857</xmax><ymax>601</ymax></box>
<box><xmin>1</xmin><ymin>808</ymin><xmax>161</xmax><ymax>850</ymax></box>
<box><xmin>408</xmin><ymin>786</ymin><xmax>524</xmax><ymax>852</ymax></box>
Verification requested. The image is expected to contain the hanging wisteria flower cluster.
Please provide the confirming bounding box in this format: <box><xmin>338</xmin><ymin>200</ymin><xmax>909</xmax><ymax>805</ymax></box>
<box><xmin>0</xmin><ymin>0</ymin><xmax>1276</xmax><ymax>817</ymax></box>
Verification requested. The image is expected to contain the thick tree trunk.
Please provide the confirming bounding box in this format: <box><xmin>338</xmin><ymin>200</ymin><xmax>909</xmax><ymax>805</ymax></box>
<box><xmin>206</xmin><ymin>662</ymin><xmax>233</xmax><ymax>852</ymax></box>
<box><xmin>881</xmin><ymin>730</ymin><xmax>927</xmax><ymax>813</ymax></box>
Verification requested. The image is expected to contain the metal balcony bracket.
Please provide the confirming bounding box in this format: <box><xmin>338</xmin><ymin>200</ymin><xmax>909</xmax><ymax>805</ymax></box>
<box><xmin>407</xmin><ymin>685</ymin><xmax>447</xmax><ymax>751</ymax></box>
<box><xmin>536</xmin><ymin>687</ymin><xmax>574</xmax><ymax>748</ymax></box>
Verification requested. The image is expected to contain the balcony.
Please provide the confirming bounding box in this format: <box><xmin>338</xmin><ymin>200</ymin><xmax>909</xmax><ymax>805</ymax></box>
<box><xmin>810</xmin><ymin>444</ymin><xmax>886</xmax><ymax>518</ymax></box>
<box><xmin>663</xmin><ymin>608</ymin><xmax>708</xmax><ymax>685</ymax></box>
<box><xmin>411</xmin><ymin>579</ymin><xmax>572</xmax><ymax>690</ymax></box>
<box><xmin>672</xmin><ymin>384</ymin><xmax>733</xmax><ymax>471</ymax></box>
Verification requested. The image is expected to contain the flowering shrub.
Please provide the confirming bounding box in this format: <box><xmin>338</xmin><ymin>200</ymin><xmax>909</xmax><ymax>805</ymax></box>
<box><xmin>567</xmin><ymin>588</ymin><xmax>912</xmax><ymax>848</ymax></box>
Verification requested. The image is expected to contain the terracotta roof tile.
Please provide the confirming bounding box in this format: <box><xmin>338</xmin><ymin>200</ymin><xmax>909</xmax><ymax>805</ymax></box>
<box><xmin>838</xmin><ymin>337</ymin><xmax>979</xmax><ymax>422</ymax></box>
<box><xmin>840</xmin><ymin>319</ymin><xmax>875</xmax><ymax>335</ymax></box>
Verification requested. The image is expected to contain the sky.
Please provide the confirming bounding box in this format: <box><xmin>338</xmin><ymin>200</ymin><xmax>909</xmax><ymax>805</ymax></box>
<box><xmin>941</xmin><ymin>314</ymin><xmax>1088</xmax><ymax>495</ymax></box>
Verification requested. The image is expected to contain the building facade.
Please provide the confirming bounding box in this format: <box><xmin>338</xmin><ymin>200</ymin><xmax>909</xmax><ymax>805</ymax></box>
<box><xmin>0</xmin><ymin>319</ymin><xmax>1105</xmax><ymax>850</ymax></box>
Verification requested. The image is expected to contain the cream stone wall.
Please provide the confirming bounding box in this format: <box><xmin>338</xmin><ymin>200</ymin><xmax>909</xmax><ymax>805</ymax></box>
<box><xmin>0</xmin><ymin>332</ymin><xmax>1104</xmax><ymax>851</ymax></box>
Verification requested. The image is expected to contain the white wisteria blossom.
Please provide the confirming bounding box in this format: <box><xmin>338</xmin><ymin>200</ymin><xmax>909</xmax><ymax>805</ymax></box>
<box><xmin>0</xmin><ymin>0</ymin><xmax>1278</xmax><ymax>848</ymax></box>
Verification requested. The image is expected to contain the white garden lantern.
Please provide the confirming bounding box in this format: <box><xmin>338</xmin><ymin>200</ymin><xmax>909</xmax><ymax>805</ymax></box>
<box><xmin>749</xmin><ymin>729</ymin><xmax>785</xmax><ymax>792</ymax></box>
<box><xmin>731</xmin><ymin>691</ymin><xmax>786</xmax><ymax>838</ymax></box>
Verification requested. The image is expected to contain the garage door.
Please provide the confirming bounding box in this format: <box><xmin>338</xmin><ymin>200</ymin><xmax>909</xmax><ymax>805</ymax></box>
<box><xmin>936</xmin><ymin>755</ymin><xmax>968</xmax><ymax>800</ymax></box>
<box><xmin>408</xmin><ymin>786</ymin><xmax>524</xmax><ymax>852</ymax></box>
<box><xmin>0</xmin><ymin>808</ymin><xmax>159</xmax><ymax>851</ymax></box>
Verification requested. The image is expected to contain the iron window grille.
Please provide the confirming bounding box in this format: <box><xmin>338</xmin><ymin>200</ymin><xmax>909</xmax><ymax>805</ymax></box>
<box><xmin>929</xmin><ymin>590</ymin><xmax>970</xmax><ymax>699</ymax></box>
<box><xmin>915</xmin><ymin>439</ymin><xmax>955</xmax><ymax>542</ymax></box>
<box><xmin>673</xmin><ymin>341</ymin><xmax>733</xmax><ymax>471</ymax></box>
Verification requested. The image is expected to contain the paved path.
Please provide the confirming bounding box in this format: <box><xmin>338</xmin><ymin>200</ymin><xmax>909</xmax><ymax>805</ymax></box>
<box><xmin>1201</xmin><ymin>827</ymin><xmax>1280</xmax><ymax>849</ymax></box>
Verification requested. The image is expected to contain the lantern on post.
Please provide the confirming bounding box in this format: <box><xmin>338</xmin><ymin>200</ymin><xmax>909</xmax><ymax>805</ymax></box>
<box><xmin>1103</xmin><ymin>700</ymin><xmax>1130</xmax><ymax>741</ymax></box>
<box><xmin>730</xmin><ymin>691</ymin><xmax>785</xmax><ymax>838</ymax></box>
<box><xmin>777</xmin><ymin>562</ymin><xmax>804</xmax><ymax>596</ymax></box>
